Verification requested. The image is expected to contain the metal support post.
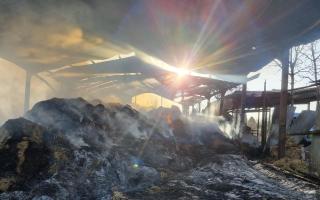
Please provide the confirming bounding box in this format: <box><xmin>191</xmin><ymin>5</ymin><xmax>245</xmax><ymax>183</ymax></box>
<box><xmin>24</xmin><ymin>71</ymin><xmax>32</xmax><ymax>113</ymax></box>
<box><xmin>278</xmin><ymin>49</ymin><xmax>289</xmax><ymax>159</ymax></box>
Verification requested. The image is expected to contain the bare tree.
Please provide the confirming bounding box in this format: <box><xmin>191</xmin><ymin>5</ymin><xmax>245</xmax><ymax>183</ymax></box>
<box><xmin>300</xmin><ymin>39</ymin><xmax>320</xmax><ymax>105</ymax></box>
<box><xmin>274</xmin><ymin>45</ymin><xmax>305</xmax><ymax>106</ymax></box>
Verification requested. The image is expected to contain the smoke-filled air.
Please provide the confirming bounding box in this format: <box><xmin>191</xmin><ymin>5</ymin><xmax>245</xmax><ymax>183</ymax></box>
<box><xmin>1</xmin><ymin>0</ymin><xmax>320</xmax><ymax>200</ymax></box>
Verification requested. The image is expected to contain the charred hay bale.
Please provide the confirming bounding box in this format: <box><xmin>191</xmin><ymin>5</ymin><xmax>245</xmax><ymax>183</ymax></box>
<box><xmin>0</xmin><ymin>118</ymin><xmax>74</xmax><ymax>192</ymax></box>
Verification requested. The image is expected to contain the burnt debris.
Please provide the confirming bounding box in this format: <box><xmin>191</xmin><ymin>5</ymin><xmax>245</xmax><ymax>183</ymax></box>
<box><xmin>0</xmin><ymin>98</ymin><xmax>317</xmax><ymax>199</ymax></box>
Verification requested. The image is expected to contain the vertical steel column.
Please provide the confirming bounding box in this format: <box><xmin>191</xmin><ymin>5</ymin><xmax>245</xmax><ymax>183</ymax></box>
<box><xmin>240</xmin><ymin>84</ymin><xmax>247</xmax><ymax>133</ymax></box>
<box><xmin>206</xmin><ymin>96</ymin><xmax>211</xmax><ymax>115</ymax></box>
<box><xmin>24</xmin><ymin>71</ymin><xmax>32</xmax><ymax>113</ymax></box>
<box><xmin>257</xmin><ymin>109</ymin><xmax>260</xmax><ymax>141</ymax></box>
<box><xmin>268</xmin><ymin>108</ymin><xmax>272</xmax><ymax>132</ymax></box>
<box><xmin>261</xmin><ymin>80</ymin><xmax>267</xmax><ymax>148</ymax></box>
<box><xmin>181</xmin><ymin>89</ymin><xmax>186</xmax><ymax>115</ymax></box>
<box><xmin>235</xmin><ymin>109</ymin><xmax>239</xmax><ymax>129</ymax></box>
<box><xmin>219</xmin><ymin>89</ymin><xmax>226</xmax><ymax>116</ymax></box>
<box><xmin>278</xmin><ymin>49</ymin><xmax>289</xmax><ymax>159</ymax></box>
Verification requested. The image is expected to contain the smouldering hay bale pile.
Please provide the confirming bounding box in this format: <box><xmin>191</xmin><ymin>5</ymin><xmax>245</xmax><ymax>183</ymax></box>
<box><xmin>0</xmin><ymin>98</ymin><xmax>238</xmax><ymax>199</ymax></box>
<box><xmin>0</xmin><ymin>98</ymin><xmax>317</xmax><ymax>199</ymax></box>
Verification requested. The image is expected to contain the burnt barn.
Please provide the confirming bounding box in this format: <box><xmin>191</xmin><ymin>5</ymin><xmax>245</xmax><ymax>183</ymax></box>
<box><xmin>0</xmin><ymin>0</ymin><xmax>320</xmax><ymax>199</ymax></box>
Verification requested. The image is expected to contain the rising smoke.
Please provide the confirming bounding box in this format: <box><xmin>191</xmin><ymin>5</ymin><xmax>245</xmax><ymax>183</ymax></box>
<box><xmin>0</xmin><ymin>0</ymin><xmax>136</xmax><ymax>123</ymax></box>
<box><xmin>0</xmin><ymin>0</ymin><xmax>251</xmax><ymax>123</ymax></box>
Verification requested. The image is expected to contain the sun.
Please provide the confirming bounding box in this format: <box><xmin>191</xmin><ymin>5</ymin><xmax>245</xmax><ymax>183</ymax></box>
<box><xmin>172</xmin><ymin>64</ymin><xmax>190</xmax><ymax>77</ymax></box>
<box><xmin>176</xmin><ymin>68</ymin><xmax>188</xmax><ymax>77</ymax></box>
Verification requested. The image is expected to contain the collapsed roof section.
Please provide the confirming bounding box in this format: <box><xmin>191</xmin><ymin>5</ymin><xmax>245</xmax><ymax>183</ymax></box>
<box><xmin>49</xmin><ymin>55</ymin><xmax>240</xmax><ymax>101</ymax></box>
<box><xmin>221</xmin><ymin>84</ymin><xmax>320</xmax><ymax>111</ymax></box>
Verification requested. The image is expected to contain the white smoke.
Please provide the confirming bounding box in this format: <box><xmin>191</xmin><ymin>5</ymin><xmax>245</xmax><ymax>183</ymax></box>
<box><xmin>0</xmin><ymin>59</ymin><xmax>58</xmax><ymax>125</ymax></box>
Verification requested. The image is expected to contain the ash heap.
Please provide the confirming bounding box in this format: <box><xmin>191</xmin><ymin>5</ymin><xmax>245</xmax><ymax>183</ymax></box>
<box><xmin>0</xmin><ymin>98</ymin><xmax>317</xmax><ymax>199</ymax></box>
